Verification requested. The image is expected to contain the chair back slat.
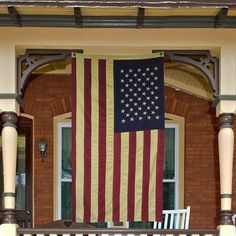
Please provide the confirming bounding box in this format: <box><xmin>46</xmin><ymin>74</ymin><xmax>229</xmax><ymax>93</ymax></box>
<box><xmin>169</xmin><ymin>213</ymin><xmax>174</xmax><ymax>229</ymax></box>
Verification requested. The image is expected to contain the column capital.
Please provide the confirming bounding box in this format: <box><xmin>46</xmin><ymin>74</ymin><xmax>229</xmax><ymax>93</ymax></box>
<box><xmin>1</xmin><ymin>112</ymin><xmax>18</xmax><ymax>128</ymax></box>
<box><xmin>218</xmin><ymin>113</ymin><xmax>234</xmax><ymax>130</ymax></box>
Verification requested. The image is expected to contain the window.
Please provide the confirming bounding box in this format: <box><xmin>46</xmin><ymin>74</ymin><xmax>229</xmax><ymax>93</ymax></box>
<box><xmin>57</xmin><ymin>122</ymin><xmax>72</xmax><ymax>219</ymax></box>
<box><xmin>54</xmin><ymin>113</ymin><xmax>184</xmax><ymax>221</ymax></box>
<box><xmin>163</xmin><ymin>124</ymin><xmax>179</xmax><ymax>210</ymax></box>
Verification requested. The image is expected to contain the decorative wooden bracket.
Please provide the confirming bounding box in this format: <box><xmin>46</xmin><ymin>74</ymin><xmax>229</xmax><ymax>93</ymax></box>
<box><xmin>153</xmin><ymin>50</ymin><xmax>219</xmax><ymax>96</ymax></box>
<box><xmin>137</xmin><ymin>7</ymin><xmax>145</xmax><ymax>28</ymax></box>
<box><xmin>74</xmin><ymin>7</ymin><xmax>83</xmax><ymax>28</ymax></box>
<box><xmin>17</xmin><ymin>49</ymin><xmax>83</xmax><ymax>96</ymax></box>
<box><xmin>215</xmin><ymin>8</ymin><xmax>228</xmax><ymax>28</ymax></box>
<box><xmin>8</xmin><ymin>6</ymin><xmax>21</xmax><ymax>27</ymax></box>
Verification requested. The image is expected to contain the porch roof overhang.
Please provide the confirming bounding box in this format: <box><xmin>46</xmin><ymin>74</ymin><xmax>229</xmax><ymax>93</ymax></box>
<box><xmin>1</xmin><ymin>1</ymin><xmax>236</xmax><ymax>28</ymax></box>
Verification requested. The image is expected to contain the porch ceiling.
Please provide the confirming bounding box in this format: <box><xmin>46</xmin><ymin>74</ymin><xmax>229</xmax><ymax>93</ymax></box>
<box><xmin>0</xmin><ymin>1</ymin><xmax>236</xmax><ymax>28</ymax></box>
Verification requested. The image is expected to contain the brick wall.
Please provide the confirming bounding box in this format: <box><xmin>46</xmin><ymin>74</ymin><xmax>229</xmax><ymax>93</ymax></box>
<box><xmin>23</xmin><ymin>73</ymin><xmax>223</xmax><ymax>228</ymax></box>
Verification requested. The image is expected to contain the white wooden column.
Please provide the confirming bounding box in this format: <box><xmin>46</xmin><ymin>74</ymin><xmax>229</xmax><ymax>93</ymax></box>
<box><xmin>218</xmin><ymin>113</ymin><xmax>234</xmax><ymax>225</ymax></box>
<box><xmin>1</xmin><ymin>112</ymin><xmax>18</xmax><ymax>224</ymax></box>
<box><xmin>217</xmin><ymin>47</ymin><xmax>236</xmax><ymax>227</ymax></box>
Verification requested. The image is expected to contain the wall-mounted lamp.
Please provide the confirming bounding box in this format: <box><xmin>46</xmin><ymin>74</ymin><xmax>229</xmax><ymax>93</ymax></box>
<box><xmin>38</xmin><ymin>138</ymin><xmax>47</xmax><ymax>162</ymax></box>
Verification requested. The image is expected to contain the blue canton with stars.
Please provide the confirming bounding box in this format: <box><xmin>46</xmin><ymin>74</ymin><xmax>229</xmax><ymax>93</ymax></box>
<box><xmin>114</xmin><ymin>57</ymin><xmax>164</xmax><ymax>133</ymax></box>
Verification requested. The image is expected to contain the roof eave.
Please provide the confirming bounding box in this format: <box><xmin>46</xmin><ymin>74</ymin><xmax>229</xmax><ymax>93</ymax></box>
<box><xmin>0</xmin><ymin>1</ymin><xmax>236</xmax><ymax>8</ymax></box>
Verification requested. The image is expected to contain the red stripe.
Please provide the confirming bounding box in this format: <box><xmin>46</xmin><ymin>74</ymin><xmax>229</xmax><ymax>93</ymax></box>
<box><xmin>141</xmin><ymin>130</ymin><xmax>151</xmax><ymax>221</ymax></box>
<box><xmin>71</xmin><ymin>57</ymin><xmax>76</xmax><ymax>221</ymax></box>
<box><xmin>156</xmin><ymin>129</ymin><xmax>165</xmax><ymax>221</ymax></box>
<box><xmin>83</xmin><ymin>59</ymin><xmax>92</xmax><ymax>222</ymax></box>
<box><xmin>113</xmin><ymin>133</ymin><xmax>121</xmax><ymax>221</ymax></box>
<box><xmin>98</xmin><ymin>59</ymin><xmax>107</xmax><ymax>222</ymax></box>
<box><xmin>127</xmin><ymin>132</ymin><xmax>136</xmax><ymax>221</ymax></box>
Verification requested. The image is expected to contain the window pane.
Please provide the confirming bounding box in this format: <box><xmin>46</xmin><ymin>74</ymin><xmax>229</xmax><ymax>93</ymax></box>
<box><xmin>163</xmin><ymin>182</ymin><xmax>175</xmax><ymax>210</ymax></box>
<box><xmin>61</xmin><ymin>182</ymin><xmax>72</xmax><ymax>219</ymax></box>
<box><xmin>164</xmin><ymin>128</ymin><xmax>175</xmax><ymax>179</ymax></box>
<box><xmin>61</xmin><ymin>127</ymin><xmax>72</xmax><ymax>180</ymax></box>
<box><xmin>0</xmin><ymin>136</ymin><xmax>26</xmax><ymax>210</ymax></box>
<box><xmin>15</xmin><ymin>135</ymin><xmax>26</xmax><ymax>210</ymax></box>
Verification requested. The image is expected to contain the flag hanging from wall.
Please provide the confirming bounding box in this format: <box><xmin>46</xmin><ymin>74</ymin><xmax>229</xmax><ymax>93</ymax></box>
<box><xmin>72</xmin><ymin>53</ymin><xmax>165</xmax><ymax>223</ymax></box>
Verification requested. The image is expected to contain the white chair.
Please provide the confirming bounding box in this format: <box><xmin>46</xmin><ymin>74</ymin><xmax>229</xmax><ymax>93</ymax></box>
<box><xmin>153</xmin><ymin>206</ymin><xmax>191</xmax><ymax>229</ymax></box>
<box><xmin>107</xmin><ymin>206</ymin><xmax>190</xmax><ymax>229</ymax></box>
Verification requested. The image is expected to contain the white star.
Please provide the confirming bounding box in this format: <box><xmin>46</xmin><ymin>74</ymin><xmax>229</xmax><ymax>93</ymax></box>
<box><xmin>134</xmin><ymin>102</ymin><xmax>138</xmax><ymax>106</ymax></box>
<box><xmin>121</xmin><ymin>109</ymin><xmax>125</xmax><ymax>113</ymax></box>
<box><xmin>134</xmin><ymin>83</ymin><xmax>138</xmax><ymax>87</ymax></box>
<box><xmin>142</xmin><ymin>72</ymin><xmax>146</xmax><ymax>76</ymax></box>
<box><xmin>138</xmin><ymin>78</ymin><xmax>142</xmax><ymax>82</ymax></box>
<box><xmin>143</xmin><ymin>111</ymin><xmax>147</xmax><ymax>115</ymax></box>
<box><xmin>155</xmin><ymin>115</ymin><xmax>160</xmax><ymax>120</ymax></box>
<box><xmin>129</xmin><ymin>78</ymin><xmax>133</xmax><ymax>82</ymax></box>
<box><xmin>139</xmin><ymin>116</ymin><xmax>143</xmax><ymax>120</ymax></box>
<box><xmin>125</xmin><ymin>84</ymin><xmax>129</xmax><ymax>87</ymax></box>
<box><xmin>120</xmin><ymin>69</ymin><xmax>125</xmax><ymax>73</ymax></box>
<box><xmin>134</xmin><ymin>112</ymin><xmax>138</xmax><ymax>116</ymax></box>
<box><xmin>138</xmin><ymin>88</ymin><xmax>141</xmax><ymax>91</ymax></box>
<box><xmin>143</xmin><ymin>101</ymin><xmax>147</xmax><ymax>105</ymax></box>
<box><xmin>151</xmin><ymin>91</ymin><xmax>155</xmax><ymax>95</ymax></box>
<box><xmin>126</xmin><ymin>113</ymin><xmax>130</xmax><ymax>117</ymax></box>
<box><xmin>147</xmin><ymin>116</ymin><xmax>151</xmax><ymax>120</ymax></box>
<box><xmin>151</xmin><ymin>82</ymin><xmax>154</xmax><ymax>86</ymax></box>
<box><xmin>147</xmin><ymin>96</ymin><xmax>150</xmax><ymax>100</ymax></box>
<box><xmin>154</xmin><ymin>86</ymin><xmax>158</xmax><ymax>90</ymax></box>
<box><xmin>121</xmin><ymin>79</ymin><xmax>125</xmax><ymax>83</ymax></box>
<box><xmin>122</xmin><ymin>119</ymin><xmax>126</xmax><ymax>123</ymax></box>
<box><xmin>129</xmin><ymin>69</ymin><xmax>133</xmax><ymax>73</ymax></box>
<box><xmin>151</xmin><ymin>101</ymin><xmax>155</xmax><ymax>105</ymax></box>
<box><xmin>155</xmin><ymin>105</ymin><xmax>159</xmax><ymax>110</ymax></box>
<box><xmin>125</xmin><ymin>74</ymin><xmax>129</xmax><ymax>78</ymax></box>
<box><xmin>130</xmin><ymin>117</ymin><xmax>134</xmax><ymax>121</ymax></box>
<box><xmin>146</xmin><ymin>87</ymin><xmax>150</xmax><ymax>91</ymax></box>
<box><xmin>146</xmin><ymin>77</ymin><xmax>150</xmax><ymax>81</ymax></box>
<box><xmin>134</xmin><ymin>93</ymin><xmax>137</xmax><ymax>97</ymax></box>
<box><xmin>138</xmin><ymin>107</ymin><xmax>142</xmax><ymax>111</ymax></box>
<box><xmin>130</xmin><ymin>108</ymin><xmax>134</xmax><ymax>111</ymax></box>
<box><xmin>125</xmin><ymin>104</ymin><xmax>130</xmax><ymax>107</ymax></box>
<box><xmin>125</xmin><ymin>94</ymin><xmax>129</xmax><ymax>97</ymax></box>
<box><xmin>142</xmin><ymin>92</ymin><xmax>146</xmax><ymax>96</ymax></box>
<box><xmin>155</xmin><ymin>96</ymin><xmax>159</xmax><ymax>100</ymax></box>
<box><xmin>151</xmin><ymin>72</ymin><xmax>154</xmax><ymax>76</ymax></box>
<box><xmin>121</xmin><ymin>88</ymin><xmax>124</xmax><ymax>93</ymax></box>
<box><xmin>138</xmin><ymin>68</ymin><xmax>141</xmax><ymax>72</ymax></box>
<box><xmin>129</xmin><ymin>88</ymin><xmax>133</xmax><ymax>92</ymax></box>
<box><xmin>147</xmin><ymin>106</ymin><xmax>151</xmax><ymax>110</ymax></box>
<box><xmin>142</xmin><ymin>82</ymin><xmax>146</xmax><ymax>86</ymax></box>
<box><xmin>151</xmin><ymin>111</ymin><xmax>155</xmax><ymax>114</ymax></box>
<box><xmin>134</xmin><ymin>73</ymin><xmax>138</xmax><ymax>77</ymax></box>
<box><xmin>121</xmin><ymin>100</ymin><xmax>125</xmax><ymax>103</ymax></box>
<box><xmin>154</xmin><ymin>77</ymin><xmax>158</xmax><ymax>80</ymax></box>
<box><xmin>146</xmin><ymin>67</ymin><xmax>150</xmax><ymax>71</ymax></box>
<box><xmin>129</xmin><ymin>98</ymin><xmax>133</xmax><ymax>102</ymax></box>
<box><xmin>154</xmin><ymin>67</ymin><xmax>158</xmax><ymax>70</ymax></box>
<box><xmin>138</xmin><ymin>97</ymin><xmax>142</xmax><ymax>101</ymax></box>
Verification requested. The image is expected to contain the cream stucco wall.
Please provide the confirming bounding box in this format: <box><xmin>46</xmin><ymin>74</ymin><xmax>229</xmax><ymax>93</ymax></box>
<box><xmin>1</xmin><ymin>27</ymin><xmax>236</xmax><ymax>113</ymax></box>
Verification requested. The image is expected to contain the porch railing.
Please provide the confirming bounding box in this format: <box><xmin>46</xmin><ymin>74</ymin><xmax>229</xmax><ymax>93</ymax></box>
<box><xmin>17</xmin><ymin>227</ymin><xmax>219</xmax><ymax>236</ymax></box>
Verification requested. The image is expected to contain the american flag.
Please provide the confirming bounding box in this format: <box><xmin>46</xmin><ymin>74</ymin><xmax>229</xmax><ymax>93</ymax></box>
<box><xmin>72</xmin><ymin>53</ymin><xmax>164</xmax><ymax>223</ymax></box>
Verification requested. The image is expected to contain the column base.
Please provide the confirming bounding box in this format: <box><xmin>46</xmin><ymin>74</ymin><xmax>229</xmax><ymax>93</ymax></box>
<box><xmin>2</xmin><ymin>209</ymin><xmax>17</xmax><ymax>224</ymax></box>
<box><xmin>219</xmin><ymin>210</ymin><xmax>233</xmax><ymax>225</ymax></box>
